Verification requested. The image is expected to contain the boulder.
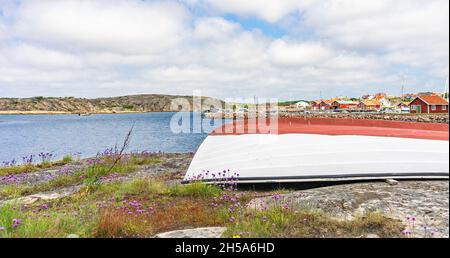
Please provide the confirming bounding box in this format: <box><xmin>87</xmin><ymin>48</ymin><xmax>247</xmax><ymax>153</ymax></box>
<box><xmin>155</xmin><ymin>227</ymin><xmax>226</xmax><ymax>238</ymax></box>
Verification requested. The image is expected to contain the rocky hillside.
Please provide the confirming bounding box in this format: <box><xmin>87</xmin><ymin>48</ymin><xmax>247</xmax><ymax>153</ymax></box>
<box><xmin>0</xmin><ymin>95</ymin><xmax>224</xmax><ymax>114</ymax></box>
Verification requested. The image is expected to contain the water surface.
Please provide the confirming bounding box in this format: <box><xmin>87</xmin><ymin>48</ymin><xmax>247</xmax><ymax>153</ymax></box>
<box><xmin>0</xmin><ymin>112</ymin><xmax>225</xmax><ymax>164</ymax></box>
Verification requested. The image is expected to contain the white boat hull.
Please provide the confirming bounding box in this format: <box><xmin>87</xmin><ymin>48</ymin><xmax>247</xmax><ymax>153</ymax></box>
<box><xmin>184</xmin><ymin>134</ymin><xmax>449</xmax><ymax>183</ymax></box>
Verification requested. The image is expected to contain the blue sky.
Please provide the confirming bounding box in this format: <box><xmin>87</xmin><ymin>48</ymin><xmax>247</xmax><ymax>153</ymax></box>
<box><xmin>223</xmin><ymin>14</ymin><xmax>287</xmax><ymax>38</ymax></box>
<box><xmin>0</xmin><ymin>0</ymin><xmax>448</xmax><ymax>100</ymax></box>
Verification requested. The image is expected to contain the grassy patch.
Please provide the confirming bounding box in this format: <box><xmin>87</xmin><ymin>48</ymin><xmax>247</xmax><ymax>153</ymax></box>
<box><xmin>92</xmin><ymin>178</ymin><xmax>169</xmax><ymax>200</ymax></box>
<box><xmin>223</xmin><ymin>208</ymin><xmax>403</xmax><ymax>238</ymax></box>
<box><xmin>129</xmin><ymin>155</ymin><xmax>162</xmax><ymax>166</ymax></box>
<box><xmin>0</xmin><ymin>203</ymin><xmax>96</xmax><ymax>238</ymax></box>
<box><xmin>0</xmin><ymin>177</ymin><xmax>405</xmax><ymax>238</ymax></box>
<box><xmin>0</xmin><ymin>154</ymin><xmax>79</xmax><ymax>176</ymax></box>
<box><xmin>92</xmin><ymin>178</ymin><xmax>221</xmax><ymax>201</ymax></box>
<box><xmin>83</xmin><ymin>154</ymin><xmax>162</xmax><ymax>186</ymax></box>
<box><xmin>120</xmin><ymin>178</ymin><xmax>168</xmax><ymax>196</ymax></box>
<box><xmin>0</xmin><ymin>154</ymin><xmax>163</xmax><ymax>200</ymax></box>
<box><xmin>169</xmin><ymin>182</ymin><xmax>223</xmax><ymax>198</ymax></box>
<box><xmin>0</xmin><ymin>173</ymin><xmax>83</xmax><ymax>200</ymax></box>
<box><xmin>0</xmin><ymin>164</ymin><xmax>37</xmax><ymax>176</ymax></box>
<box><xmin>93</xmin><ymin>208</ymin><xmax>153</xmax><ymax>237</ymax></box>
<box><xmin>61</xmin><ymin>155</ymin><xmax>73</xmax><ymax>164</ymax></box>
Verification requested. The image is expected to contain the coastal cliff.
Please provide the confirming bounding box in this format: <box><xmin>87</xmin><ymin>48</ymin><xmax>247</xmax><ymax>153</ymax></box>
<box><xmin>0</xmin><ymin>95</ymin><xmax>223</xmax><ymax>114</ymax></box>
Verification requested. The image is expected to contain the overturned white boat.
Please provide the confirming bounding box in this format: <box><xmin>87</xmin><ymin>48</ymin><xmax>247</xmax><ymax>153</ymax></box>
<box><xmin>184</xmin><ymin>118</ymin><xmax>449</xmax><ymax>184</ymax></box>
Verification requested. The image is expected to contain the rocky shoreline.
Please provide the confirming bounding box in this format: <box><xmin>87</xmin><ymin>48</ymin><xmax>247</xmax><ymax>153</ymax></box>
<box><xmin>0</xmin><ymin>110</ymin><xmax>147</xmax><ymax>115</ymax></box>
<box><xmin>0</xmin><ymin>153</ymin><xmax>193</xmax><ymax>193</ymax></box>
<box><xmin>279</xmin><ymin>112</ymin><xmax>449</xmax><ymax>124</ymax></box>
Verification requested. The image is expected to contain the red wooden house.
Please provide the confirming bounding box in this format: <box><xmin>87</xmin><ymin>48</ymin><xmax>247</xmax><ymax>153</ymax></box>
<box><xmin>331</xmin><ymin>100</ymin><xmax>359</xmax><ymax>110</ymax></box>
<box><xmin>320</xmin><ymin>100</ymin><xmax>334</xmax><ymax>110</ymax></box>
<box><xmin>311</xmin><ymin>100</ymin><xmax>333</xmax><ymax>110</ymax></box>
<box><xmin>409</xmin><ymin>95</ymin><xmax>448</xmax><ymax>114</ymax></box>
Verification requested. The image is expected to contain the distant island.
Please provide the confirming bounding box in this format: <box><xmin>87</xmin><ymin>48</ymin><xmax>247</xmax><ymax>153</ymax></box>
<box><xmin>0</xmin><ymin>94</ymin><xmax>223</xmax><ymax>115</ymax></box>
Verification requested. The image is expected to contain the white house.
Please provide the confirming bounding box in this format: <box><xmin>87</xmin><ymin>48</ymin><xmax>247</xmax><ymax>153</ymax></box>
<box><xmin>379</xmin><ymin>98</ymin><xmax>392</xmax><ymax>108</ymax></box>
<box><xmin>295</xmin><ymin>101</ymin><xmax>310</xmax><ymax>110</ymax></box>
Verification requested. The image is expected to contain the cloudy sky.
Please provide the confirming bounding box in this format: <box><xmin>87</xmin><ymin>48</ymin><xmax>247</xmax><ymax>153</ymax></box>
<box><xmin>0</xmin><ymin>0</ymin><xmax>448</xmax><ymax>100</ymax></box>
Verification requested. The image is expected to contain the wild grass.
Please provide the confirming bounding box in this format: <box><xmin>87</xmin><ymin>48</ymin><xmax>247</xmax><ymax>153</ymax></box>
<box><xmin>169</xmin><ymin>181</ymin><xmax>223</xmax><ymax>198</ymax></box>
<box><xmin>91</xmin><ymin>178</ymin><xmax>169</xmax><ymax>201</ymax></box>
<box><xmin>129</xmin><ymin>155</ymin><xmax>162</xmax><ymax>166</ymax></box>
<box><xmin>0</xmin><ymin>173</ymin><xmax>83</xmax><ymax>200</ymax></box>
<box><xmin>0</xmin><ymin>203</ymin><xmax>95</xmax><ymax>238</ymax></box>
<box><xmin>93</xmin><ymin>208</ymin><xmax>154</xmax><ymax>238</ymax></box>
<box><xmin>0</xmin><ymin>164</ymin><xmax>37</xmax><ymax>176</ymax></box>
<box><xmin>83</xmin><ymin>160</ymin><xmax>134</xmax><ymax>186</ymax></box>
<box><xmin>0</xmin><ymin>153</ymin><xmax>80</xmax><ymax>176</ymax></box>
<box><xmin>120</xmin><ymin>178</ymin><xmax>168</xmax><ymax>196</ymax></box>
<box><xmin>61</xmin><ymin>155</ymin><xmax>73</xmax><ymax>164</ymax></box>
<box><xmin>222</xmin><ymin>207</ymin><xmax>403</xmax><ymax>238</ymax></box>
<box><xmin>91</xmin><ymin>178</ymin><xmax>221</xmax><ymax>200</ymax></box>
<box><xmin>0</xmin><ymin>176</ymin><xmax>405</xmax><ymax>238</ymax></box>
<box><xmin>0</xmin><ymin>154</ymin><xmax>164</xmax><ymax>200</ymax></box>
<box><xmin>149</xmin><ymin>198</ymin><xmax>224</xmax><ymax>233</ymax></box>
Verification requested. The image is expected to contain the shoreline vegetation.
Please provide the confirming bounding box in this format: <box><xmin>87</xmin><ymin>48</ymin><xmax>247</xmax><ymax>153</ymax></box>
<box><xmin>0</xmin><ymin>150</ymin><xmax>410</xmax><ymax>238</ymax></box>
<box><xmin>0</xmin><ymin>149</ymin><xmax>448</xmax><ymax>238</ymax></box>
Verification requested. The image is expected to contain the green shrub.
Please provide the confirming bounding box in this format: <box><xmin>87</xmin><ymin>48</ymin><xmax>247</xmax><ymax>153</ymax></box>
<box><xmin>61</xmin><ymin>155</ymin><xmax>73</xmax><ymax>164</ymax></box>
<box><xmin>169</xmin><ymin>182</ymin><xmax>222</xmax><ymax>198</ymax></box>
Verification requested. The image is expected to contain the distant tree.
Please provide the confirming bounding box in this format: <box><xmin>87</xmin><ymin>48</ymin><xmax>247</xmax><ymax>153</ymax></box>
<box><xmin>34</xmin><ymin>96</ymin><xmax>45</xmax><ymax>101</ymax></box>
<box><xmin>122</xmin><ymin>104</ymin><xmax>134</xmax><ymax>110</ymax></box>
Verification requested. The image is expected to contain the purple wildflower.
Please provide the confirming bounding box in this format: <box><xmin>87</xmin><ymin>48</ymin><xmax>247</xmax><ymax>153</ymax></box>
<box><xmin>402</xmin><ymin>229</ymin><xmax>412</xmax><ymax>235</ymax></box>
<box><xmin>12</xmin><ymin>218</ymin><xmax>21</xmax><ymax>228</ymax></box>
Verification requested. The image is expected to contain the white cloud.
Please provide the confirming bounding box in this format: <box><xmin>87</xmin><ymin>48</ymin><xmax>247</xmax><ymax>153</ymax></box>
<box><xmin>193</xmin><ymin>17</ymin><xmax>241</xmax><ymax>41</ymax></box>
<box><xmin>12</xmin><ymin>0</ymin><xmax>189</xmax><ymax>54</ymax></box>
<box><xmin>6</xmin><ymin>43</ymin><xmax>82</xmax><ymax>69</ymax></box>
<box><xmin>301</xmin><ymin>0</ymin><xmax>449</xmax><ymax>50</ymax></box>
<box><xmin>0</xmin><ymin>0</ymin><xmax>448</xmax><ymax>99</ymax></box>
<box><xmin>268</xmin><ymin>39</ymin><xmax>332</xmax><ymax>67</ymax></box>
<box><xmin>324</xmin><ymin>53</ymin><xmax>381</xmax><ymax>70</ymax></box>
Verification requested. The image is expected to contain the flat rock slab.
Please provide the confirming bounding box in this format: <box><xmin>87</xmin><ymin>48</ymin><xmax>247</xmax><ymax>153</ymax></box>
<box><xmin>155</xmin><ymin>227</ymin><xmax>226</xmax><ymax>238</ymax></box>
<box><xmin>1</xmin><ymin>185</ymin><xmax>81</xmax><ymax>205</ymax></box>
<box><xmin>247</xmin><ymin>181</ymin><xmax>449</xmax><ymax>238</ymax></box>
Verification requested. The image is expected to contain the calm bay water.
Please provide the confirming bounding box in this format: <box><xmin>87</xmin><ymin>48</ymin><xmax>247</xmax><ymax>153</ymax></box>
<box><xmin>0</xmin><ymin>112</ymin><xmax>225</xmax><ymax>164</ymax></box>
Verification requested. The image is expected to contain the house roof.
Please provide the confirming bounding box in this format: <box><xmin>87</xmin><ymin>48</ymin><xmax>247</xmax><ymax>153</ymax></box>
<box><xmin>322</xmin><ymin>100</ymin><xmax>334</xmax><ymax>105</ymax></box>
<box><xmin>361</xmin><ymin>99</ymin><xmax>382</xmax><ymax>106</ymax></box>
<box><xmin>413</xmin><ymin>95</ymin><xmax>449</xmax><ymax>105</ymax></box>
<box><xmin>334</xmin><ymin>100</ymin><xmax>359</xmax><ymax>105</ymax></box>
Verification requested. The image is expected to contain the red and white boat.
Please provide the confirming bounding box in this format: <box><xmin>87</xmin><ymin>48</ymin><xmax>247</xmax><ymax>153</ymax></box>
<box><xmin>184</xmin><ymin>118</ymin><xmax>449</xmax><ymax>184</ymax></box>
